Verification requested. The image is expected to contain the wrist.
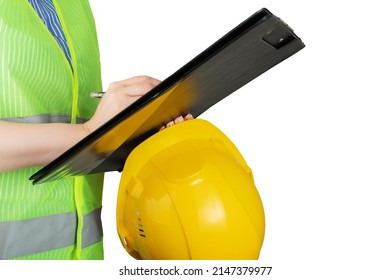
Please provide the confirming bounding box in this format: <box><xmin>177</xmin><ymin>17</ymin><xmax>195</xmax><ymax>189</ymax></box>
<box><xmin>82</xmin><ymin>121</ymin><xmax>93</xmax><ymax>135</ymax></box>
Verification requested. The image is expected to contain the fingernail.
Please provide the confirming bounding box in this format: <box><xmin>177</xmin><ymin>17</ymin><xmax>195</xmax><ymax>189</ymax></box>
<box><xmin>184</xmin><ymin>114</ymin><xmax>194</xmax><ymax>120</ymax></box>
<box><xmin>174</xmin><ymin>116</ymin><xmax>184</xmax><ymax>124</ymax></box>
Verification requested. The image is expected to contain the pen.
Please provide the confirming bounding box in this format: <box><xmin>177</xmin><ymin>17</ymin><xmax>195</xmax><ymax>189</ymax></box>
<box><xmin>90</xmin><ymin>91</ymin><xmax>105</xmax><ymax>98</ymax></box>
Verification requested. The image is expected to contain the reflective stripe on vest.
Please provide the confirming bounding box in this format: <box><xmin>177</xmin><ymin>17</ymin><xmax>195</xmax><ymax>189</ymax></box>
<box><xmin>0</xmin><ymin>0</ymin><xmax>104</xmax><ymax>259</ymax></box>
<box><xmin>0</xmin><ymin>114</ymin><xmax>88</xmax><ymax>124</ymax></box>
<box><xmin>0</xmin><ymin>207</ymin><xmax>102</xmax><ymax>260</ymax></box>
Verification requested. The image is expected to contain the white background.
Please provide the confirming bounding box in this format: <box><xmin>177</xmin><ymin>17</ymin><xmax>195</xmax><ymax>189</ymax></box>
<box><xmin>6</xmin><ymin>0</ymin><xmax>390</xmax><ymax>279</ymax></box>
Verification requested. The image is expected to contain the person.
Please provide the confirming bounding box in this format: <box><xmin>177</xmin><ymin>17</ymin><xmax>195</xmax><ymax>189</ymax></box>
<box><xmin>0</xmin><ymin>0</ymin><xmax>190</xmax><ymax>260</ymax></box>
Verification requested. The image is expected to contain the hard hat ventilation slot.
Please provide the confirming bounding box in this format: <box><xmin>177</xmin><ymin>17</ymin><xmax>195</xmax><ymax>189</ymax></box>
<box><xmin>138</xmin><ymin>217</ymin><xmax>146</xmax><ymax>237</ymax></box>
<box><xmin>139</xmin><ymin>229</ymin><xmax>146</xmax><ymax>238</ymax></box>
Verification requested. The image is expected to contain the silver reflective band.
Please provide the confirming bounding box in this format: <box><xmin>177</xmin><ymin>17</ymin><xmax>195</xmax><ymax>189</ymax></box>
<box><xmin>0</xmin><ymin>114</ymin><xmax>89</xmax><ymax>124</ymax></box>
<box><xmin>0</xmin><ymin>208</ymin><xmax>102</xmax><ymax>259</ymax></box>
<box><xmin>82</xmin><ymin>208</ymin><xmax>103</xmax><ymax>248</ymax></box>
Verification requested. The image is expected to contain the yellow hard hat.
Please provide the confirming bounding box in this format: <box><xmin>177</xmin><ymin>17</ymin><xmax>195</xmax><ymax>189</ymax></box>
<box><xmin>116</xmin><ymin>119</ymin><xmax>265</xmax><ymax>260</ymax></box>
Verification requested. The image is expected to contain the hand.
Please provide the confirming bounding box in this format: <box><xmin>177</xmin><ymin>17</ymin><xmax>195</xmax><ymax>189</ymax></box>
<box><xmin>84</xmin><ymin>75</ymin><xmax>160</xmax><ymax>133</ymax></box>
<box><xmin>160</xmin><ymin>114</ymin><xmax>194</xmax><ymax>131</ymax></box>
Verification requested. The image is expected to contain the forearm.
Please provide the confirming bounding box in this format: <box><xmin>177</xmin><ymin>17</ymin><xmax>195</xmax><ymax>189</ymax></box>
<box><xmin>0</xmin><ymin>76</ymin><xmax>161</xmax><ymax>173</ymax></box>
<box><xmin>0</xmin><ymin>121</ymin><xmax>89</xmax><ymax>172</ymax></box>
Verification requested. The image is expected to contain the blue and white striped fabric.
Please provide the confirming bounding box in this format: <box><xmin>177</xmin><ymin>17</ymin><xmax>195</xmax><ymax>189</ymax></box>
<box><xmin>28</xmin><ymin>0</ymin><xmax>73</xmax><ymax>69</ymax></box>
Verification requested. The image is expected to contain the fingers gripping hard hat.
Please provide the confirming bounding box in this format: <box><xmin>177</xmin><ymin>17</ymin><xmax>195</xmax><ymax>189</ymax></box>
<box><xmin>116</xmin><ymin>119</ymin><xmax>265</xmax><ymax>260</ymax></box>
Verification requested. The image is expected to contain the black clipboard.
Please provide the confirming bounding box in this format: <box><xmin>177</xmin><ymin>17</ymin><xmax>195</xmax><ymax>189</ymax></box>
<box><xmin>30</xmin><ymin>8</ymin><xmax>305</xmax><ymax>184</ymax></box>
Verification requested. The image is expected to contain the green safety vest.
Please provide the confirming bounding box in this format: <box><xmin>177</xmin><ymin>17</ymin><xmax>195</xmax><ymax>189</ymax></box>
<box><xmin>0</xmin><ymin>0</ymin><xmax>104</xmax><ymax>259</ymax></box>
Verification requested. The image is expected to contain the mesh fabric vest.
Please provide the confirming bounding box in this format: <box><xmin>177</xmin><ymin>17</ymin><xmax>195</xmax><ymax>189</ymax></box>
<box><xmin>0</xmin><ymin>0</ymin><xmax>104</xmax><ymax>259</ymax></box>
